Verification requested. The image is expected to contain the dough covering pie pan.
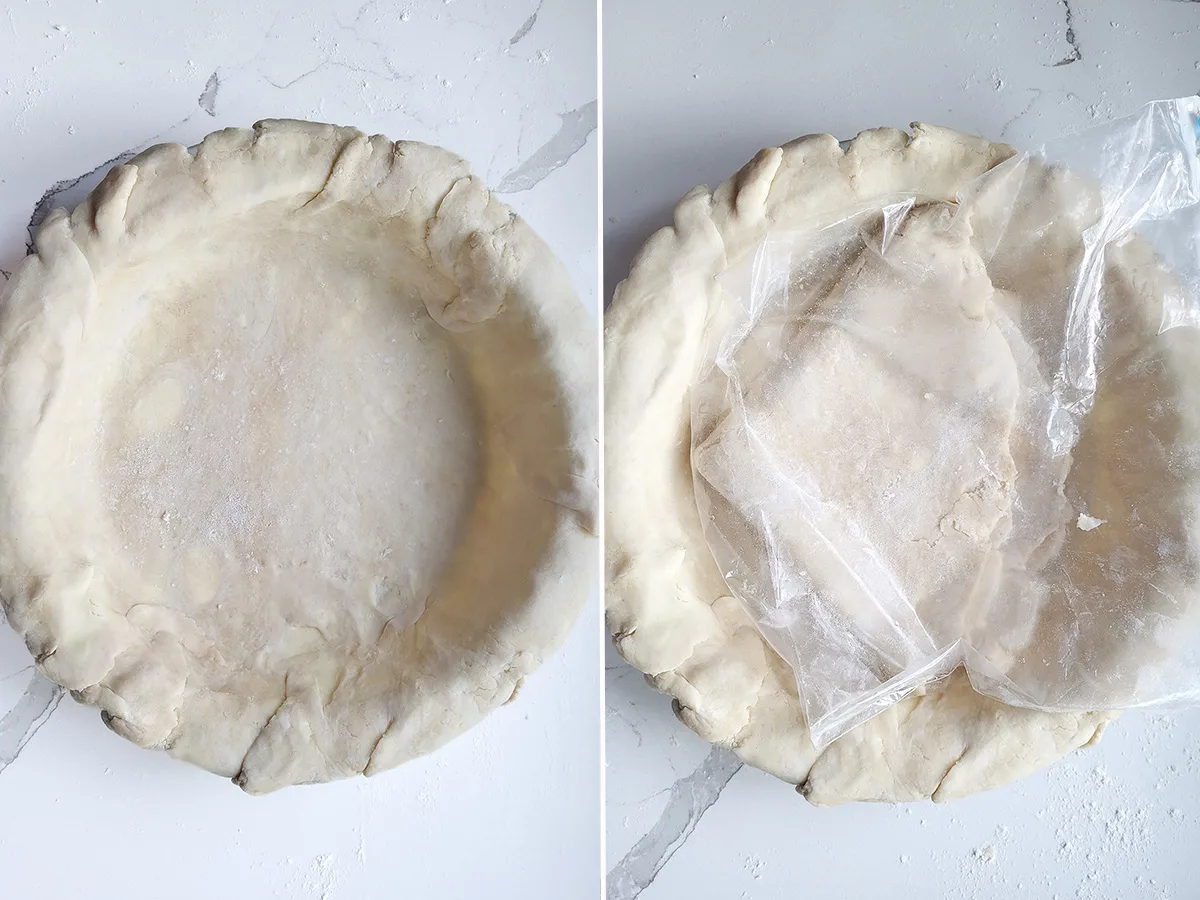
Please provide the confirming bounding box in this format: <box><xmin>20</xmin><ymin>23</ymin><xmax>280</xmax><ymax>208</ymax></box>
<box><xmin>0</xmin><ymin>119</ymin><xmax>597</xmax><ymax>793</ymax></box>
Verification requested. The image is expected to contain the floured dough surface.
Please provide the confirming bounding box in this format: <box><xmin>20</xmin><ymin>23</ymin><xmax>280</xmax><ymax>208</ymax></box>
<box><xmin>101</xmin><ymin>212</ymin><xmax>480</xmax><ymax>655</ymax></box>
<box><xmin>605</xmin><ymin>126</ymin><xmax>1143</xmax><ymax>804</ymax></box>
<box><xmin>0</xmin><ymin>120</ymin><xmax>597</xmax><ymax>792</ymax></box>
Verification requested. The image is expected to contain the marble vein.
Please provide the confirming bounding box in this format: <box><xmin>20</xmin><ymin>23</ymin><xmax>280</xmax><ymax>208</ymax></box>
<box><xmin>1052</xmin><ymin>0</ymin><xmax>1082</xmax><ymax>67</ymax></box>
<box><xmin>256</xmin><ymin>1</ymin><xmax>414</xmax><ymax>91</ymax></box>
<box><xmin>0</xmin><ymin>671</ymin><xmax>63</xmax><ymax>775</ymax></box>
<box><xmin>198</xmin><ymin>71</ymin><xmax>220</xmax><ymax>117</ymax></box>
<box><xmin>1000</xmin><ymin>87</ymin><xmax>1045</xmax><ymax>138</ymax></box>
<box><xmin>496</xmin><ymin>99</ymin><xmax>597</xmax><ymax>193</ymax></box>
<box><xmin>606</xmin><ymin>747</ymin><xmax>744</xmax><ymax>900</ymax></box>
<box><xmin>509</xmin><ymin>0</ymin><xmax>544</xmax><ymax>46</ymax></box>
<box><xmin>608</xmin><ymin>706</ymin><xmax>649</xmax><ymax>748</ymax></box>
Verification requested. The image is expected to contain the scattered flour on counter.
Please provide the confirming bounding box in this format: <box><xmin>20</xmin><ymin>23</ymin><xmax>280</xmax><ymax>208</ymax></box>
<box><xmin>305</xmin><ymin>854</ymin><xmax>341</xmax><ymax>900</ymax></box>
<box><xmin>920</xmin><ymin>730</ymin><xmax>1196</xmax><ymax>900</ymax></box>
<box><xmin>742</xmin><ymin>855</ymin><xmax>765</xmax><ymax>880</ymax></box>
<box><xmin>278</xmin><ymin>853</ymin><xmax>347</xmax><ymax>900</ymax></box>
<box><xmin>1037</xmin><ymin>722</ymin><xmax>1195</xmax><ymax>899</ymax></box>
<box><xmin>356</xmin><ymin>826</ymin><xmax>367</xmax><ymax>864</ymax></box>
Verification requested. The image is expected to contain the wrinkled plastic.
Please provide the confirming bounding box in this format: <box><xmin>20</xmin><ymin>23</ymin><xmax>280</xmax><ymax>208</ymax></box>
<box><xmin>692</xmin><ymin>98</ymin><xmax>1200</xmax><ymax>748</ymax></box>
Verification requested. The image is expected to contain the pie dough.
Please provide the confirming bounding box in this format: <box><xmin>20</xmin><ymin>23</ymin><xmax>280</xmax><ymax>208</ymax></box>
<box><xmin>605</xmin><ymin>125</ymin><xmax>1158</xmax><ymax>804</ymax></box>
<box><xmin>0</xmin><ymin>119</ymin><xmax>597</xmax><ymax>793</ymax></box>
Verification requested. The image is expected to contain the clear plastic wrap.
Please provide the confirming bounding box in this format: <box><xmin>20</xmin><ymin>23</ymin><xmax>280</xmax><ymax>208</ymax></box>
<box><xmin>691</xmin><ymin>98</ymin><xmax>1200</xmax><ymax>748</ymax></box>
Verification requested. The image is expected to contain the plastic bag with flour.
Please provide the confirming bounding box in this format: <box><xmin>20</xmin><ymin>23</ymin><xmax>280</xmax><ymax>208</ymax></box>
<box><xmin>691</xmin><ymin>98</ymin><xmax>1200</xmax><ymax>748</ymax></box>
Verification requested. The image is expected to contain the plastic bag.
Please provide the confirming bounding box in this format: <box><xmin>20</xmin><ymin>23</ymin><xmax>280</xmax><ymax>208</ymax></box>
<box><xmin>691</xmin><ymin>98</ymin><xmax>1200</xmax><ymax>748</ymax></box>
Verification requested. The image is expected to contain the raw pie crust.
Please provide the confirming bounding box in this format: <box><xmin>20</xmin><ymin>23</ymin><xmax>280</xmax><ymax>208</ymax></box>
<box><xmin>605</xmin><ymin>125</ymin><xmax>1133</xmax><ymax>804</ymax></box>
<box><xmin>0</xmin><ymin>119</ymin><xmax>596</xmax><ymax>793</ymax></box>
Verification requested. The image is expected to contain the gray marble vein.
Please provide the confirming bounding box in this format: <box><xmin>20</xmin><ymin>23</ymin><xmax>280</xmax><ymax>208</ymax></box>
<box><xmin>1051</xmin><ymin>0</ymin><xmax>1082</xmax><ymax>67</ymax></box>
<box><xmin>256</xmin><ymin>3</ymin><xmax>413</xmax><ymax>91</ymax></box>
<box><xmin>496</xmin><ymin>99</ymin><xmax>597</xmax><ymax>193</ymax></box>
<box><xmin>1000</xmin><ymin>87</ymin><xmax>1046</xmax><ymax>138</ymax></box>
<box><xmin>607</xmin><ymin>747</ymin><xmax>744</xmax><ymax>900</ymax></box>
<box><xmin>509</xmin><ymin>0</ymin><xmax>544</xmax><ymax>46</ymax></box>
<box><xmin>198</xmin><ymin>71</ymin><xmax>220</xmax><ymax>116</ymax></box>
<box><xmin>0</xmin><ymin>672</ymin><xmax>63</xmax><ymax>775</ymax></box>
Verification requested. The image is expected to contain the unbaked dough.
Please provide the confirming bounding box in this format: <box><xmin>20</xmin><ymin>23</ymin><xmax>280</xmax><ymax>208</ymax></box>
<box><xmin>603</xmin><ymin>125</ymin><xmax>1167</xmax><ymax>803</ymax></box>
<box><xmin>0</xmin><ymin>119</ymin><xmax>597</xmax><ymax>792</ymax></box>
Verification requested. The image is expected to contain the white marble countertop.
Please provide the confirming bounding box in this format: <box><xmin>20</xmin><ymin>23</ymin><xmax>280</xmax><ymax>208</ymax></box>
<box><xmin>603</xmin><ymin>1</ymin><xmax>1200</xmax><ymax>897</ymax></box>
<box><xmin>0</xmin><ymin>1</ymin><xmax>598</xmax><ymax>897</ymax></box>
